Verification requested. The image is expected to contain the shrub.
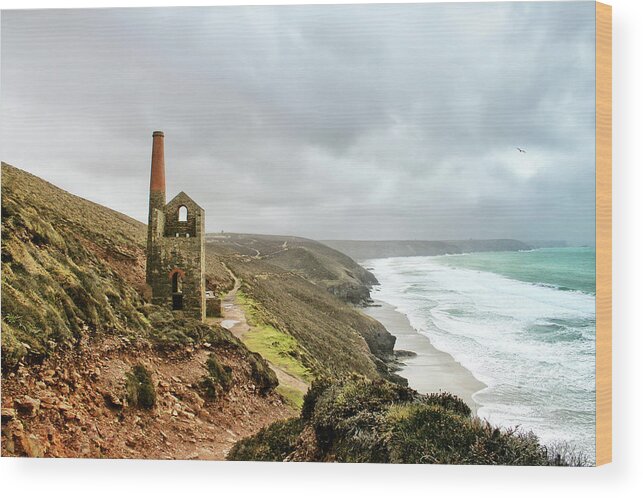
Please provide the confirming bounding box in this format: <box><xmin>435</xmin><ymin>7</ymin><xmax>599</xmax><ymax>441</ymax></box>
<box><xmin>200</xmin><ymin>353</ymin><xmax>233</xmax><ymax>400</ymax></box>
<box><xmin>247</xmin><ymin>352</ymin><xmax>278</xmax><ymax>395</ymax></box>
<box><xmin>307</xmin><ymin>376</ymin><xmax>416</xmax><ymax>459</ymax></box>
<box><xmin>422</xmin><ymin>391</ymin><xmax>471</xmax><ymax>417</ymax></box>
<box><xmin>228</xmin><ymin>418</ymin><xmax>303</xmax><ymax>462</ymax></box>
<box><xmin>386</xmin><ymin>404</ymin><xmax>550</xmax><ymax>465</ymax></box>
<box><xmin>227</xmin><ymin>376</ymin><xmax>582</xmax><ymax>465</ymax></box>
<box><xmin>301</xmin><ymin>377</ymin><xmax>332</xmax><ymax>420</ymax></box>
<box><xmin>310</xmin><ymin>376</ymin><xmax>415</xmax><ymax>431</ymax></box>
<box><xmin>125</xmin><ymin>365</ymin><xmax>156</xmax><ymax>409</ymax></box>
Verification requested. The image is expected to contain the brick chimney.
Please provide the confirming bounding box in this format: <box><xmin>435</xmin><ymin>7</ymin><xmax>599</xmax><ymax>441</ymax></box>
<box><xmin>146</xmin><ymin>131</ymin><xmax>166</xmax><ymax>287</ymax></box>
<box><xmin>148</xmin><ymin>131</ymin><xmax>166</xmax><ymax>215</ymax></box>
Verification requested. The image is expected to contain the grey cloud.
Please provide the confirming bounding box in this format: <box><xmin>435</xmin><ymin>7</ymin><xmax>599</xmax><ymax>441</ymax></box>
<box><xmin>1</xmin><ymin>2</ymin><xmax>596</xmax><ymax>244</ymax></box>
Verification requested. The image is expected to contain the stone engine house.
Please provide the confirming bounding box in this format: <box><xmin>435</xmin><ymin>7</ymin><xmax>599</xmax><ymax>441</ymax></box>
<box><xmin>145</xmin><ymin>131</ymin><xmax>206</xmax><ymax>321</ymax></box>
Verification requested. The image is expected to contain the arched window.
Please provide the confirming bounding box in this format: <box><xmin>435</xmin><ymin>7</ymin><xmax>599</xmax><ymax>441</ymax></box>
<box><xmin>178</xmin><ymin>205</ymin><xmax>188</xmax><ymax>222</ymax></box>
<box><xmin>171</xmin><ymin>272</ymin><xmax>182</xmax><ymax>294</ymax></box>
<box><xmin>171</xmin><ymin>271</ymin><xmax>184</xmax><ymax>310</ymax></box>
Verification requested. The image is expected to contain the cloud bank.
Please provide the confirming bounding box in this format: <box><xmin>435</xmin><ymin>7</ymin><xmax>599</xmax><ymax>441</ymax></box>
<box><xmin>1</xmin><ymin>2</ymin><xmax>596</xmax><ymax>243</ymax></box>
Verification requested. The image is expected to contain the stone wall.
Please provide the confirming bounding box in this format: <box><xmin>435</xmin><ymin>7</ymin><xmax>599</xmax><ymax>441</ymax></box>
<box><xmin>206</xmin><ymin>297</ymin><xmax>222</xmax><ymax>318</ymax></box>
<box><xmin>146</xmin><ymin>192</ymin><xmax>206</xmax><ymax>321</ymax></box>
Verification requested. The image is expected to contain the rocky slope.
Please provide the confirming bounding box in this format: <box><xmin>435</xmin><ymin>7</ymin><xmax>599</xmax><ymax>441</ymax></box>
<box><xmin>2</xmin><ymin>328</ymin><xmax>293</xmax><ymax>459</ymax></box>
<box><xmin>0</xmin><ymin>163</ymin><xmax>288</xmax><ymax>458</ymax></box>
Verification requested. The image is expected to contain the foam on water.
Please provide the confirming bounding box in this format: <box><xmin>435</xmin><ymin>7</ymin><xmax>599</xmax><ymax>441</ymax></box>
<box><xmin>366</xmin><ymin>252</ymin><xmax>596</xmax><ymax>462</ymax></box>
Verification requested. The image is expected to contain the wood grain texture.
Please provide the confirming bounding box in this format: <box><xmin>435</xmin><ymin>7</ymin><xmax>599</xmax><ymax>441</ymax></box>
<box><xmin>595</xmin><ymin>1</ymin><xmax>612</xmax><ymax>466</ymax></box>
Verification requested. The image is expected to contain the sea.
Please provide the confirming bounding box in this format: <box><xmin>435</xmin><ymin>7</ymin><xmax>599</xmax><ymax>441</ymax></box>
<box><xmin>364</xmin><ymin>247</ymin><xmax>596</xmax><ymax>462</ymax></box>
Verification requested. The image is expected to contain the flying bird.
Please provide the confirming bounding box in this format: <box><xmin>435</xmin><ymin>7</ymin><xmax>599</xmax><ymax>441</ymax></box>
<box><xmin>516</xmin><ymin>147</ymin><xmax>526</xmax><ymax>153</ymax></box>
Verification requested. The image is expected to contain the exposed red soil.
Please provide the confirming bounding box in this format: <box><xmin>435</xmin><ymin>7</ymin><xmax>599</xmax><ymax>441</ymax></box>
<box><xmin>1</xmin><ymin>335</ymin><xmax>295</xmax><ymax>460</ymax></box>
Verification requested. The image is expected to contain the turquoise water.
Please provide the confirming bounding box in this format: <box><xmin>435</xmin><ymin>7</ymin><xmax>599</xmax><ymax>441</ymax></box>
<box><xmin>366</xmin><ymin>247</ymin><xmax>596</xmax><ymax>463</ymax></box>
<box><xmin>433</xmin><ymin>247</ymin><xmax>596</xmax><ymax>295</ymax></box>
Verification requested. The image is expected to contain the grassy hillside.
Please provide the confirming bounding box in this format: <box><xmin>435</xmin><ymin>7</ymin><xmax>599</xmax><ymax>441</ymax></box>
<box><xmin>2</xmin><ymin>162</ymin><xmax>399</xmax><ymax>386</ymax></box>
<box><xmin>206</xmin><ymin>233</ymin><xmax>378</xmax><ymax>304</ymax></box>
<box><xmin>0</xmin><ymin>163</ymin><xmax>232</xmax><ymax>369</ymax></box>
<box><xmin>228</xmin><ymin>376</ymin><xmax>586</xmax><ymax>465</ymax></box>
<box><xmin>0</xmin><ymin>163</ymin><xmax>405</xmax><ymax>459</ymax></box>
<box><xmin>221</xmin><ymin>255</ymin><xmax>397</xmax><ymax>381</ymax></box>
<box><xmin>1</xmin><ymin>164</ymin><xmax>581</xmax><ymax>464</ymax></box>
<box><xmin>1</xmin><ymin>163</ymin><xmax>295</xmax><ymax>458</ymax></box>
<box><xmin>205</xmin><ymin>233</ymin><xmax>401</xmax><ymax>383</ymax></box>
<box><xmin>2</xmin><ymin>163</ymin><xmax>147</xmax><ymax>368</ymax></box>
<box><xmin>323</xmin><ymin>239</ymin><xmax>531</xmax><ymax>260</ymax></box>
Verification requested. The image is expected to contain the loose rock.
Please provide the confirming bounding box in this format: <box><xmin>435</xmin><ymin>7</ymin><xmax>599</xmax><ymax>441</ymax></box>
<box><xmin>14</xmin><ymin>396</ymin><xmax>41</xmax><ymax>417</ymax></box>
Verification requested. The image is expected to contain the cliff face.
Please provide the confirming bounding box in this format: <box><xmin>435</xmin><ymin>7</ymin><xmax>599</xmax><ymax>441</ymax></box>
<box><xmin>206</xmin><ymin>234</ymin><xmax>400</xmax><ymax>382</ymax></box>
<box><xmin>322</xmin><ymin>239</ymin><xmax>532</xmax><ymax>260</ymax></box>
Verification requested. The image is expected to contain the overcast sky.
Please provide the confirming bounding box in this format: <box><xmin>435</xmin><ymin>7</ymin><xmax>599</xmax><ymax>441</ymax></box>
<box><xmin>1</xmin><ymin>2</ymin><xmax>596</xmax><ymax>243</ymax></box>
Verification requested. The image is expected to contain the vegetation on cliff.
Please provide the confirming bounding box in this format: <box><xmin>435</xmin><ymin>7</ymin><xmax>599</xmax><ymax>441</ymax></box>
<box><xmin>0</xmin><ymin>163</ymin><xmax>401</xmax><ymax>458</ymax></box>
<box><xmin>205</xmin><ymin>232</ymin><xmax>402</xmax><ymax>384</ymax></box>
<box><xmin>206</xmin><ymin>233</ymin><xmax>378</xmax><ymax>304</ymax></box>
<box><xmin>238</xmin><ymin>291</ymin><xmax>314</xmax><ymax>384</ymax></box>
<box><xmin>2</xmin><ymin>163</ymin><xmax>570</xmax><ymax>464</ymax></box>
<box><xmin>221</xmin><ymin>255</ymin><xmax>400</xmax><ymax>383</ymax></box>
<box><xmin>228</xmin><ymin>376</ymin><xmax>582</xmax><ymax>465</ymax></box>
<box><xmin>2</xmin><ymin>162</ymin><xmax>398</xmax><ymax>387</ymax></box>
<box><xmin>1</xmin><ymin>164</ymin><xmax>290</xmax><ymax>458</ymax></box>
<box><xmin>1</xmin><ymin>163</ymin><xmax>233</xmax><ymax>370</ymax></box>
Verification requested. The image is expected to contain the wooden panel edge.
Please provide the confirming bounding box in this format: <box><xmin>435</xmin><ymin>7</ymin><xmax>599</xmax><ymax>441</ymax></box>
<box><xmin>595</xmin><ymin>1</ymin><xmax>612</xmax><ymax>466</ymax></box>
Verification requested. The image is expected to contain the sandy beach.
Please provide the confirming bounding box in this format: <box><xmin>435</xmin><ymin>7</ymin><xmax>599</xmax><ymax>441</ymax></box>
<box><xmin>363</xmin><ymin>300</ymin><xmax>486</xmax><ymax>413</ymax></box>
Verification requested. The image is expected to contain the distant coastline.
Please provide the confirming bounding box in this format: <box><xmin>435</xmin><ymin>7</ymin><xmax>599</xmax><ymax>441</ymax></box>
<box><xmin>322</xmin><ymin>239</ymin><xmax>531</xmax><ymax>260</ymax></box>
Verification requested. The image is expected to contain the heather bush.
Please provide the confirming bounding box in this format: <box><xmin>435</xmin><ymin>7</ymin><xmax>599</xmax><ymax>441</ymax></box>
<box><xmin>126</xmin><ymin>365</ymin><xmax>156</xmax><ymax>409</ymax></box>
<box><xmin>200</xmin><ymin>353</ymin><xmax>233</xmax><ymax>400</ymax></box>
<box><xmin>229</xmin><ymin>376</ymin><xmax>587</xmax><ymax>465</ymax></box>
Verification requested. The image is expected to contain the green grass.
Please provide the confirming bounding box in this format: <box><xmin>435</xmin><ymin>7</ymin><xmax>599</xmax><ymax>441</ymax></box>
<box><xmin>237</xmin><ymin>290</ymin><xmax>312</xmax><ymax>386</ymax></box>
<box><xmin>243</xmin><ymin>323</ymin><xmax>313</xmax><ymax>383</ymax></box>
<box><xmin>235</xmin><ymin>290</ymin><xmax>259</xmax><ymax>321</ymax></box>
<box><xmin>276</xmin><ymin>385</ymin><xmax>305</xmax><ymax>409</ymax></box>
<box><xmin>226</xmin><ymin>257</ymin><xmax>391</xmax><ymax>381</ymax></box>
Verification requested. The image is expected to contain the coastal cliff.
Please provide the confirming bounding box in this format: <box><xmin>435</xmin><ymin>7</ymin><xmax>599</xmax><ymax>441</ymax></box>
<box><xmin>1</xmin><ymin>163</ymin><xmax>399</xmax><ymax>458</ymax></box>
<box><xmin>205</xmin><ymin>234</ymin><xmax>400</xmax><ymax>381</ymax></box>
<box><xmin>206</xmin><ymin>233</ymin><xmax>378</xmax><ymax>304</ymax></box>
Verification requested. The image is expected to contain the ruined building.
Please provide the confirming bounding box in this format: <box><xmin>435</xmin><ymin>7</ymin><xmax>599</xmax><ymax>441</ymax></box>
<box><xmin>145</xmin><ymin>131</ymin><xmax>207</xmax><ymax>321</ymax></box>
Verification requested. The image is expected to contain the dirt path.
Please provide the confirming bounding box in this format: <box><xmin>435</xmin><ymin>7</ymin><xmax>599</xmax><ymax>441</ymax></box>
<box><xmin>212</xmin><ymin>263</ymin><xmax>309</xmax><ymax>398</ymax></box>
